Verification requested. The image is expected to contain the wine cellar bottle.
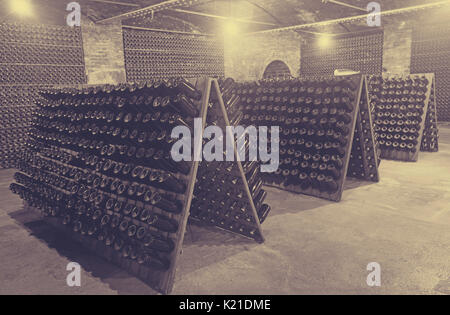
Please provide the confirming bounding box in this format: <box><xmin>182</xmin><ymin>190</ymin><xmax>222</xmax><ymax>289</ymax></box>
<box><xmin>237</xmin><ymin>76</ymin><xmax>360</xmax><ymax>194</ymax></box>
<box><xmin>0</xmin><ymin>23</ymin><xmax>85</xmax><ymax>169</ymax></box>
<box><xmin>11</xmin><ymin>79</ymin><xmax>203</xmax><ymax>272</ymax></box>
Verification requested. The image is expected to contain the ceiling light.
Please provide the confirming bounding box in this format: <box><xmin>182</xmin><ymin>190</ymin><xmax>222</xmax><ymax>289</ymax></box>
<box><xmin>224</xmin><ymin>19</ymin><xmax>239</xmax><ymax>36</ymax></box>
<box><xmin>318</xmin><ymin>34</ymin><xmax>332</xmax><ymax>48</ymax></box>
<box><xmin>10</xmin><ymin>0</ymin><xmax>33</xmax><ymax>17</ymax></box>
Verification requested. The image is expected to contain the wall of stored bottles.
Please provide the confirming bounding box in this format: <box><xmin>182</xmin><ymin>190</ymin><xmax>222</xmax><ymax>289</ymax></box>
<box><xmin>123</xmin><ymin>28</ymin><xmax>224</xmax><ymax>82</ymax></box>
<box><xmin>411</xmin><ymin>23</ymin><xmax>450</xmax><ymax>121</ymax></box>
<box><xmin>0</xmin><ymin>23</ymin><xmax>86</xmax><ymax>169</ymax></box>
<box><xmin>300</xmin><ymin>31</ymin><xmax>383</xmax><ymax>78</ymax></box>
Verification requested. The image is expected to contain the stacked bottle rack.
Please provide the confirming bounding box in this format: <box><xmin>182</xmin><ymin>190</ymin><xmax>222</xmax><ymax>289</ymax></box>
<box><xmin>11</xmin><ymin>77</ymin><xmax>269</xmax><ymax>294</ymax></box>
<box><xmin>189</xmin><ymin>78</ymin><xmax>270</xmax><ymax>242</ymax></box>
<box><xmin>234</xmin><ymin>75</ymin><xmax>379</xmax><ymax>202</ymax></box>
<box><xmin>368</xmin><ymin>73</ymin><xmax>437</xmax><ymax>161</ymax></box>
<box><xmin>12</xmin><ymin>79</ymin><xmax>202</xmax><ymax>294</ymax></box>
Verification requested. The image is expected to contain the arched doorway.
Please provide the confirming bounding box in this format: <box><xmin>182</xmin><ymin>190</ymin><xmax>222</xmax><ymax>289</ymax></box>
<box><xmin>263</xmin><ymin>60</ymin><xmax>292</xmax><ymax>79</ymax></box>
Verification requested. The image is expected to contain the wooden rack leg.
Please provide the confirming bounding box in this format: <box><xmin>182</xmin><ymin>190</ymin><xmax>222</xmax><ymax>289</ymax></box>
<box><xmin>162</xmin><ymin>77</ymin><xmax>212</xmax><ymax>294</ymax></box>
<box><xmin>212</xmin><ymin>79</ymin><xmax>265</xmax><ymax>243</ymax></box>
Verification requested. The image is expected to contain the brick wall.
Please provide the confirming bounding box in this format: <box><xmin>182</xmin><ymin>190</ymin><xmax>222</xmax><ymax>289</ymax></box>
<box><xmin>224</xmin><ymin>31</ymin><xmax>301</xmax><ymax>81</ymax></box>
<box><xmin>382</xmin><ymin>20</ymin><xmax>413</xmax><ymax>76</ymax></box>
<box><xmin>81</xmin><ymin>20</ymin><xmax>127</xmax><ymax>85</ymax></box>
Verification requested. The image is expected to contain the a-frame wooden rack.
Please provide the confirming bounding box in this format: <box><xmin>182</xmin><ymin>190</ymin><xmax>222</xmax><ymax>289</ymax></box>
<box><xmin>368</xmin><ymin>73</ymin><xmax>437</xmax><ymax>162</ymax></box>
<box><xmin>188</xmin><ymin>78</ymin><xmax>266</xmax><ymax>243</ymax></box>
<box><xmin>265</xmin><ymin>75</ymin><xmax>380</xmax><ymax>202</ymax></box>
<box><xmin>421</xmin><ymin>75</ymin><xmax>439</xmax><ymax>153</ymax></box>
<box><xmin>347</xmin><ymin>76</ymin><xmax>381</xmax><ymax>181</ymax></box>
<box><xmin>23</xmin><ymin>77</ymin><xmax>263</xmax><ymax>295</ymax></box>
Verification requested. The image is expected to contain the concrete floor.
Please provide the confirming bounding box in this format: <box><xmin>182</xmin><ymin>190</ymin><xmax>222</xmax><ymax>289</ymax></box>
<box><xmin>1</xmin><ymin>127</ymin><xmax>450</xmax><ymax>295</ymax></box>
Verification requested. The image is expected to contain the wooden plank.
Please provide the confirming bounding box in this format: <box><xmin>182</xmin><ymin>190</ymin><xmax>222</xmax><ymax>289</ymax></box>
<box><xmin>212</xmin><ymin>79</ymin><xmax>265</xmax><ymax>242</ymax></box>
<box><xmin>161</xmin><ymin>77</ymin><xmax>212</xmax><ymax>294</ymax></box>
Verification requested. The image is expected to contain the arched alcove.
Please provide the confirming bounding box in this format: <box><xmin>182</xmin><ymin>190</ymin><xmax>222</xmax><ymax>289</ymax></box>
<box><xmin>263</xmin><ymin>60</ymin><xmax>292</xmax><ymax>79</ymax></box>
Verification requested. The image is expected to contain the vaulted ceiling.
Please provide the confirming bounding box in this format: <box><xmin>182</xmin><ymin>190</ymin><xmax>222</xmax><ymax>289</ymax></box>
<box><xmin>1</xmin><ymin>0</ymin><xmax>449</xmax><ymax>34</ymax></box>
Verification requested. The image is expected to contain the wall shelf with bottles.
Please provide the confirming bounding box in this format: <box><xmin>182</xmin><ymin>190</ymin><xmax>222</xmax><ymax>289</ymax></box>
<box><xmin>234</xmin><ymin>75</ymin><xmax>379</xmax><ymax>202</ymax></box>
<box><xmin>367</xmin><ymin>73</ymin><xmax>437</xmax><ymax>162</ymax></box>
<box><xmin>300</xmin><ymin>31</ymin><xmax>383</xmax><ymax>77</ymax></box>
<box><xmin>0</xmin><ymin>23</ymin><xmax>86</xmax><ymax>169</ymax></box>
<box><xmin>123</xmin><ymin>28</ymin><xmax>224</xmax><ymax>81</ymax></box>
<box><xmin>411</xmin><ymin>23</ymin><xmax>450</xmax><ymax>122</ymax></box>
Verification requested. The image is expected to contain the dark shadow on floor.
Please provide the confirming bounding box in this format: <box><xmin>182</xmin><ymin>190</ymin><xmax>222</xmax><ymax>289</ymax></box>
<box><xmin>8</xmin><ymin>208</ymin><xmax>159</xmax><ymax>295</ymax></box>
<box><xmin>8</xmin><ymin>206</ymin><xmax>262</xmax><ymax>293</ymax></box>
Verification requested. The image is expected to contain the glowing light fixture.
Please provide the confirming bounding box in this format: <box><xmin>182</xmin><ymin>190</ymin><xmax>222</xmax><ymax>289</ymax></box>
<box><xmin>318</xmin><ymin>34</ymin><xmax>332</xmax><ymax>48</ymax></box>
<box><xmin>224</xmin><ymin>19</ymin><xmax>239</xmax><ymax>36</ymax></box>
<box><xmin>10</xmin><ymin>0</ymin><xmax>33</xmax><ymax>17</ymax></box>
